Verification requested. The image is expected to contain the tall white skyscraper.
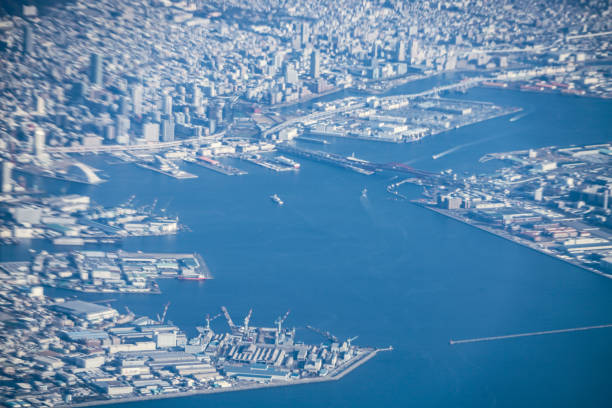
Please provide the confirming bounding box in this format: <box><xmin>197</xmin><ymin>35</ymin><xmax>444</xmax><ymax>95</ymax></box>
<box><xmin>34</xmin><ymin>127</ymin><xmax>45</xmax><ymax>157</ymax></box>
<box><xmin>132</xmin><ymin>85</ymin><xmax>143</xmax><ymax>116</ymax></box>
<box><xmin>310</xmin><ymin>50</ymin><xmax>320</xmax><ymax>78</ymax></box>
<box><xmin>116</xmin><ymin>115</ymin><xmax>130</xmax><ymax>144</ymax></box>
<box><xmin>163</xmin><ymin>94</ymin><xmax>173</xmax><ymax>115</ymax></box>
<box><xmin>1</xmin><ymin>161</ymin><xmax>14</xmax><ymax>193</ymax></box>
<box><xmin>162</xmin><ymin>119</ymin><xmax>175</xmax><ymax>142</ymax></box>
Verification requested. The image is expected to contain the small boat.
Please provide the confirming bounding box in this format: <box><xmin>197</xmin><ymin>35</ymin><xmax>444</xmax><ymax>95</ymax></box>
<box><xmin>270</xmin><ymin>194</ymin><xmax>284</xmax><ymax>206</ymax></box>
<box><xmin>361</xmin><ymin>188</ymin><xmax>368</xmax><ymax>198</ymax></box>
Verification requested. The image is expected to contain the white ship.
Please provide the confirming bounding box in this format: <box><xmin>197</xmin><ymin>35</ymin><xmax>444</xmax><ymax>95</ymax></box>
<box><xmin>270</xmin><ymin>194</ymin><xmax>284</xmax><ymax>206</ymax></box>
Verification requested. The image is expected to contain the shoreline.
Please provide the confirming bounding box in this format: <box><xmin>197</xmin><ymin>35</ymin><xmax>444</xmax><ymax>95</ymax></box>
<box><xmin>412</xmin><ymin>201</ymin><xmax>612</xmax><ymax>280</ymax></box>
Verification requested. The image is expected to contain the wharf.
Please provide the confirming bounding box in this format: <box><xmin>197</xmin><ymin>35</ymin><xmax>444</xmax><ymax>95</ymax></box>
<box><xmin>277</xmin><ymin>145</ymin><xmax>375</xmax><ymax>176</ymax></box>
<box><xmin>136</xmin><ymin>163</ymin><xmax>198</xmax><ymax>179</ymax></box>
<box><xmin>191</xmin><ymin>158</ymin><xmax>247</xmax><ymax>176</ymax></box>
<box><xmin>118</xmin><ymin>251</ymin><xmax>213</xmax><ymax>279</ymax></box>
<box><xmin>241</xmin><ymin>156</ymin><xmax>297</xmax><ymax>172</ymax></box>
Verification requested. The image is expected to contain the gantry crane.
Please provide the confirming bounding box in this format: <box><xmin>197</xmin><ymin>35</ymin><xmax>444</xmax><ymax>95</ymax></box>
<box><xmin>221</xmin><ymin>306</ymin><xmax>236</xmax><ymax>331</ymax></box>
<box><xmin>156</xmin><ymin>302</ymin><xmax>170</xmax><ymax>324</ymax></box>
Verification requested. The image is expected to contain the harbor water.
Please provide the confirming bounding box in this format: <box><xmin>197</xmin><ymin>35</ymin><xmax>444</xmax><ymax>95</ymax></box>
<box><xmin>2</xmin><ymin>88</ymin><xmax>612</xmax><ymax>407</ymax></box>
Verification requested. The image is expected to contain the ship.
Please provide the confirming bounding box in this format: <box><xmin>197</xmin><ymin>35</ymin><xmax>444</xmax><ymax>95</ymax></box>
<box><xmin>361</xmin><ymin>188</ymin><xmax>368</xmax><ymax>198</ymax></box>
<box><xmin>178</xmin><ymin>274</ymin><xmax>207</xmax><ymax>281</ymax></box>
<box><xmin>270</xmin><ymin>194</ymin><xmax>284</xmax><ymax>206</ymax></box>
<box><xmin>275</xmin><ymin>155</ymin><xmax>301</xmax><ymax>169</ymax></box>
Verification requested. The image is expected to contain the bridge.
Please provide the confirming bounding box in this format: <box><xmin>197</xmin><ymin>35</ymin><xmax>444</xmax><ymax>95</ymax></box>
<box><xmin>566</xmin><ymin>30</ymin><xmax>612</xmax><ymax>40</ymax></box>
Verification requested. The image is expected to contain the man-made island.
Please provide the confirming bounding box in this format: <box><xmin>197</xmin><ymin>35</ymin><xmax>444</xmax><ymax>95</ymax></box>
<box><xmin>0</xmin><ymin>268</ymin><xmax>388</xmax><ymax>407</ymax></box>
<box><xmin>401</xmin><ymin>143</ymin><xmax>612</xmax><ymax>277</ymax></box>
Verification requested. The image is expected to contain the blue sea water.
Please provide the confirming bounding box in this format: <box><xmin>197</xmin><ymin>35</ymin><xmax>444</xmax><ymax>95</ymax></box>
<box><xmin>2</xmin><ymin>88</ymin><xmax>612</xmax><ymax>407</ymax></box>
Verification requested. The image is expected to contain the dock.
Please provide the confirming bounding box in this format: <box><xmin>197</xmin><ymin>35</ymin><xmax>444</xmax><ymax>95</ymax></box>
<box><xmin>278</xmin><ymin>145</ymin><xmax>376</xmax><ymax>175</ymax></box>
<box><xmin>191</xmin><ymin>158</ymin><xmax>247</xmax><ymax>176</ymax></box>
<box><xmin>241</xmin><ymin>155</ymin><xmax>298</xmax><ymax>172</ymax></box>
<box><xmin>136</xmin><ymin>163</ymin><xmax>198</xmax><ymax>179</ymax></box>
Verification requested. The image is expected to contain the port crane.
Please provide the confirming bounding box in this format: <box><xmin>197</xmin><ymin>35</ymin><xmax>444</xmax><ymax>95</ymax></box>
<box><xmin>274</xmin><ymin>310</ymin><xmax>291</xmax><ymax>344</ymax></box>
<box><xmin>205</xmin><ymin>313</ymin><xmax>221</xmax><ymax>331</ymax></box>
<box><xmin>221</xmin><ymin>306</ymin><xmax>236</xmax><ymax>331</ymax></box>
<box><xmin>196</xmin><ymin>312</ymin><xmax>221</xmax><ymax>336</ymax></box>
<box><xmin>347</xmin><ymin>336</ymin><xmax>359</xmax><ymax>348</ymax></box>
<box><xmin>149</xmin><ymin>198</ymin><xmax>158</xmax><ymax>215</ymax></box>
<box><xmin>156</xmin><ymin>302</ymin><xmax>170</xmax><ymax>324</ymax></box>
<box><xmin>242</xmin><ymin>309</ymin><xmax>253</xmax><ymax>333</ymax></box>
<box><xmin>306</xmin><ymin>325</ymin><xmax>339</xmax><ymax>343</ymax></box>
<box><xmin>122</xmin><ymin>194</ymin><xmax>136</xmax><ymax>207</ymax></box>
<box><xmin>275</xmin><ymin>310</ymin><xmax>290</xmax><ymax>334</ymax></box>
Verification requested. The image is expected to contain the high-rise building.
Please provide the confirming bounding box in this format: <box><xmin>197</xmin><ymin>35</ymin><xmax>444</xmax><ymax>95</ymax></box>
<box><xmin>397</xmin><ymin>41</ymin><xmax>406</xmax><ymax>62</ymax></box>
<box><xmin>161</xmin><ymin>119</ymin><xmax>175</xmax><ymax>142</ymax></box>
<box><xmin>310</xmin><ymin>50</ymin><xmax>320</xmax><ymax>78</ymax></box>
<box><xmin>202</xmin><ymin>84</ymin><xmax>216</xmax><ymax>98</ymax></box>
<box><xmin>132</xmin><ymin>85</ymin><xmax>143</xmax><ymax>116</ymax></box>
<box><xmin>301</xmin><ymin>22</ymin><xmax>310</xmax><ymax>45</ymax></box>
<box><xmin>143</xmin><ymin>122</ymin><xmax>159</xmax><ymax>143</ymax></box>
<box><xmin>1</xmin><ymin>161</ymin><xmax>14</xmax><ymax>193</ymax></box>
<box><xmin>273</xmin><ymin>52</ymin><xmax>284</xmax><ymax>69</ymax></box>
<box><xmin>35</xmin><ymin>95</ymin><xmax>45</xmax><ymax>115</ymax></box>
<box><xmin>89</xmin><ymin>53</ymin><xmax>103</xmax><ymax>86</ymax></box>
<box><xmin>116</xmin><ymin>115</ymin><xmax>130</xmax><ymax>145</ymax></box>
<box><xmin>23</xmin><ymin>25</ymin><xmax>33</xmax><ymax>56</ymax></box>
<box><xmin>163</xmin><ymin>94</ymin><xmax>173</xmax><ymax>115</ymax></box>
<box><xmin>409</xmin><ymin>39</ymin><xmax>419</xmax><ymax>63</ymax></box>
<box><xmin>70</xmin><ymin>81</ymin><xmax>88</xmax><ymax>102</ymax></box>
<box><xmin>192</xmin><ymin>85</ymin><xmax>202</xmax><ymax>107</ymax></box>
<box><xmin>292</xmin><ymin>35</ymin><xmax>301</xmax><ymax>50</ymax></box>
<box><xmin>285</xmin><ymin>64</ymin><xmax>299</xmax><ymax>85</ymax></box>
<box><xmin>372</xmin><ymin>42</ymin><xmax>380</xmax><ymax>59</ymax></box>
<box><xmin>215</xmin><ymin>103</ymin><xmax>224</xmax><ymax>123</ymax></box>
<box><xmin>104</xmin><ymin>124</ymin><xmax>115</xmax><ymax>142</ymax></box>
<box><xmin>33</xmin><ymin>127</ymin><xmax>45</xmax><ymax>157</ymax></box>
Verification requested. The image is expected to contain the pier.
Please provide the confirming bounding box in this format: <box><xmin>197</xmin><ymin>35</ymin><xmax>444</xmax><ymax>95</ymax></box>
<box><xmin>278</xmin><ymin>144</ymin><xmax>376</xmax><ymax>175</ymax></box>
<box><xmin>450</xmin><ymin>323</ymin><xmax>612</xmax><ymax>345</ymax></box>
<box><xmin>136</xmin><ymin>163</ymin><xmax>198</xmax><ymax>179</ymax></box>
<box><xmin>191</xmin><ymin>158</ymin><xmax>247</xmax><ymax>176</ymax></box>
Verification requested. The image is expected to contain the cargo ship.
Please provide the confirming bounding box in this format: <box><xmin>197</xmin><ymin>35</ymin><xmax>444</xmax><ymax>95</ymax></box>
<box><xmin>270</xmin><ymin>194</ymin><xmax>284</xmax><ymax>206</ymax></box>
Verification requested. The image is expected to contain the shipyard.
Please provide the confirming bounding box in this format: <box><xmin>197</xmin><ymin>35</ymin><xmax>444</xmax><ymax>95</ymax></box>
<box><xmin>0</xmin><ymin>269</ymin><xmax>387</xmax><ymax>407</ymax></box>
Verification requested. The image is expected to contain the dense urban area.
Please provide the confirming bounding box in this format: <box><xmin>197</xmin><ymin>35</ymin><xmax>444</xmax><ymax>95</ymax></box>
<box><xmin>0</xmin><ymin>0</ymin><xmax>611</xmax><ymax>406</ymax></box>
